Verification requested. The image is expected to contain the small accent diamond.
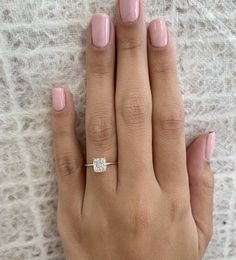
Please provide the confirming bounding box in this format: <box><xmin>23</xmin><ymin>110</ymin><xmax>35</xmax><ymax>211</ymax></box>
<box><xmin>93</xmin><ymin>158</ymin><xmax>107</xmax><ymax>173</ymax></box>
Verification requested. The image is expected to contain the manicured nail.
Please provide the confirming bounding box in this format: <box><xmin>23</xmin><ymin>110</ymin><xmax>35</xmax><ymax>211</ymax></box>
<box><xmin>149</xmin><ymin>19</ymin><xmax>168</xmax><ymax>48</ymax></box>
<box><xmin>52</xmin><ymin>88</ymin><xmax>65</xmax><ymax>111</ymax></box>
<box><xmin>91</xmin><ymin>13</ymin><xmax>110</xmax><ymax>48</ymax></box>
<box><xmin>205</xmin><ymin>132</ymin><xmax>216</xmax><ymax>161</ymax></box>
<box><xmin>120</xmin><ymin>0</ymin><xmax>139</xmax><ymax>23</ymax></box>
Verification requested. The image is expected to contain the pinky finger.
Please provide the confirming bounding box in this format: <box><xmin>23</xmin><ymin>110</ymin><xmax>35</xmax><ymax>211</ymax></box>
<box><xmin>187</xmin><ymin>132</ymin><xmax>216</xmax><ymax>258</ymax></box>
<box><xmin>51</xmin><ymin>88</ymin><xmax>85</xmax><ymax>216</ymax></box>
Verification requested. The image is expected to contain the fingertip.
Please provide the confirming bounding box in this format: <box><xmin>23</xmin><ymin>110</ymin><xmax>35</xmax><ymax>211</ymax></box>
<box><xmin>187</xmin><ymin>133</ymin><xmax>216</xmax><ymax>184</ymax></box>
<box><xmin>51</xmin><ymin>87</ymin><xmax>76</xmax><ymax>130</ymax></box>
<box><xmin>147</xmin><ymin>20</ymin><xmax>177</xmax><ymax>78</ymax></box>
<box><xmin>116</xmin><ymin>0</ymin><xmax>145</xmax><ymax>25</ymax></box>
<box><xmin>148</xmin><ymin>18</ymin><xmax>168</xmax><ymax>48</ymax></box>
<box><xmin>87</xmin><ymin>13</ymin><xmax>114</xmax><ymax>51</ymax></box>
<box><xmin>187</xmin><ymin>132</ymin><xmax>216</xmax><ymax>164</ymax></box>
<box><xmin>148</xmin><ymin>19</ymin><xmax>174</xmax><ymax>50</ymax></box>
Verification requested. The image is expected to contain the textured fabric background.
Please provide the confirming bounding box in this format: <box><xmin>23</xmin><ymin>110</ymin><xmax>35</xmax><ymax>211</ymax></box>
<box><xmin>0</xmin><ymin>0</ymin><xmax>235</xmax><ymax>259</ymax></box>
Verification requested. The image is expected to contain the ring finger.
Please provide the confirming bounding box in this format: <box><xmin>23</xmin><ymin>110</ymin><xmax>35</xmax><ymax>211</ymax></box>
<box><xmin>85</xmin><ymin>13</ymin><xmax>117</xmax><ymax>192</ymax></box>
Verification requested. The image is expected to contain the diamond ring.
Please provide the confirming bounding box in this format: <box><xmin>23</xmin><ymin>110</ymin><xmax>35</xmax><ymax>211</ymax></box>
<box><xmin>84</xmin><ymin>158</ymin><xmax>118</xmax><ymax>173</ymax></box>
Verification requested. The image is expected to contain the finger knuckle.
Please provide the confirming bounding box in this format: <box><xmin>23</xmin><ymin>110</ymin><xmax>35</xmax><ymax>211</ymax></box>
<box><xmin>57</xmin><ymin>212</ymin><xmax>82</xmax><ymax>242</ymax></box>
<box><xmin>57</xmin><ymin>215</ymin><xmax>67</xmax><ymax>239</ymax></box>
<box><xmin>196</xmin><ymin>217</ymin><xmax>213</xmax><ymax>244</ymax></box>
<box><xmin>152</xmin><ymin>59</ymin><xmax>176</xmax><ymax>74</ymax></box>
<box><xmin>87</xmin><ymin>114</ymin><xmax>115</xmax><ymax>148</ymax></box>
<box><xmin>52</xmin><ymin>114</ymin><xmax>74</xmax><ymax>138</ymax></box>
<box><xmin>168</xmin><ymin>194</ymin><xmax>190</xmax><ymax>223</ymax></box>
<box><xmin>205</xmin><ymin>224</ymin><xmax>213</xmax><ymax>241</ymax></box>
<box><xmin>202</xmin><ymin>175</ymin><xmax>214</xmax><ymax>195</ymax></box>
<box><xmin>118</xmin><ymin>35</ymin><xmax>143</xmax><ymax>52</ymax></box>
<box><xmin>128</xmin><ymin>203</ymin><xmax>151</xmax><ymax>234</ymax></box>
<box><xmin>57</xmin><ymin>153</ymin><xmax>80</xmax><ymax>178</ymax></box>
<box><xmin>53</xmin><ymin>125</ymin><xmax>73</xmax><ymax>138</ymax></box>
<box><xmin>57</xmin><ymin>211</ymin><xmax>69</xmax><ymax>237</ymax></box>
<box><xmin>117</xmin><ymin>94</ymin><xmax>151</xmax><ymax>128</ymax></box>
<box><xmin>87</xmin><ymin>53</ymin><xmax>113</xmax><ymax>77</ymax></box>
<box><xmin>88</xmin><ymin>62</ymin><xmax>111</xmax><ymax>77</ymax></box>
<box><xmin>155</xmin><ymin>106</ymin><xmax>185</xmax><ymax>132</ymax></box>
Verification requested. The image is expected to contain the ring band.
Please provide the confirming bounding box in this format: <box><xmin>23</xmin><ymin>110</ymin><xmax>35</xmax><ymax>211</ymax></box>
<box><xmin>84</xmin><ymin>157</ymin><xmax>118</xmax><ymax>173</ymax></box>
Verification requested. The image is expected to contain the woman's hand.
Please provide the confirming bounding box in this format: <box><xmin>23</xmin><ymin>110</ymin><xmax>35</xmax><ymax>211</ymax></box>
<box><xmin>51</xmin><ymin>0</ymin><xmax>215</xmax><ymax>259</ymax></box>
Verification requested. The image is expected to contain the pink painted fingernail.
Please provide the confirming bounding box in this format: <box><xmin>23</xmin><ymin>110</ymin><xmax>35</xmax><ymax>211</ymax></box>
<box><xmin>205</xmin><ymin>132</ymin><xmax>216</xmax><ymax>161</ymax></box>
<box><xmin>91</xmin><ymin>13</ymin><xmax>110</xmax><ymax>48</ymax></box>
<box><xmin>149</xmin><ymin>19</ymin><xmax>168</xmax><ymax>48</ymax></box>
<box><xmin>52</xmin><ymin>88</ymin><xmax>65</xmax><ymax>111</ymax></box>
<box><xmin>120</xmin><ymin>0</ymin><xmax>139</xmax><ymax>23</ymax></box>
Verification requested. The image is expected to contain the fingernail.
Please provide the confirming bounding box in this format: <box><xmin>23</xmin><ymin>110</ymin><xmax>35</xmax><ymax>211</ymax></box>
<box><xmin>205</xmin><ymin>132</ymin><xmax>216</xmax><ymax>161</ymax></box>
<box><xmin>91</xmin><ymin>13</ymin><xmax>110</xmax><ymax>48</ymax></box>
<box><xmin>149</xmin><ymin>19</ymin><xmax>168</xmax><ymax>48</ymax></box>
<box><xmin>120</xmin><ymin>0</ymin><xmax>139</xmax><ymax>23</ymax></box>
<box><xmin>52</xmin><ymin>88</ymin><xmax>65</xmax><ymax>111</ymax></box>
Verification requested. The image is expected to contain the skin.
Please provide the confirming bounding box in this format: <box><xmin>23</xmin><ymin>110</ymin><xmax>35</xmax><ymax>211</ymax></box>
<box><xmin>51</xmin><ymin>1</ymin><xmax>214</xmax><ymax>259</ymax></box>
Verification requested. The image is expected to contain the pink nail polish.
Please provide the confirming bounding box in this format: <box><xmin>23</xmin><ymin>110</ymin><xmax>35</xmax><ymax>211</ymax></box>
<box><xmin>120</xmin><ymin>0</ymin><xmax>139</xmax><ymax>23</ymax></box>
<box><xmin>205</xmin><ymin>132</ymin><xmax>216</xmax><ymax>161</ymax></box>
<box><xmin>91</xmin><ymin>13</ymin><xmax>110</xmax><ymax>48</ymax></box>
<box><xmin>149</xmin><ymin>19</ymin><xmax>168</xmax><ymax>48</ymax></box>
<box><xmin>52</xmin><ymin>88</ymin><xmax>65</xmax><ymax>111</ymax></box>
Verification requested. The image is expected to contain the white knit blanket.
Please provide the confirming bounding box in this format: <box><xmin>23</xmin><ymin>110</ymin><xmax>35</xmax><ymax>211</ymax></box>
<box><xmin>0</xmin><ymin>0</ymin><xmax>235</xmax><ymax>259</ymax></box>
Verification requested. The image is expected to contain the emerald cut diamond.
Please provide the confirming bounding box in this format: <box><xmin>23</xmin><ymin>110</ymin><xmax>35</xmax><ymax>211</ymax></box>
<box><xmin>93</xmin><ymin>158</ymin><xmax>107</xmax><ymax>173</ymax></box>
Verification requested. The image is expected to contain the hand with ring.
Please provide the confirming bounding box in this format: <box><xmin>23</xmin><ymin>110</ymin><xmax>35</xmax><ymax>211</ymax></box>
<box><xmin>51</xmin><ymin>0</ymin><xmax>215</xmax><ymax>259</ymax></box>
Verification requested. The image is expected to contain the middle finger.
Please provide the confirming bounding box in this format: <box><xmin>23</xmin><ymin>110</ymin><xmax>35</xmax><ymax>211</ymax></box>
<box><xmin>115</xmin><ymin>0</ymin><xmax>155</xmax><ymax>187</ymax></box>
